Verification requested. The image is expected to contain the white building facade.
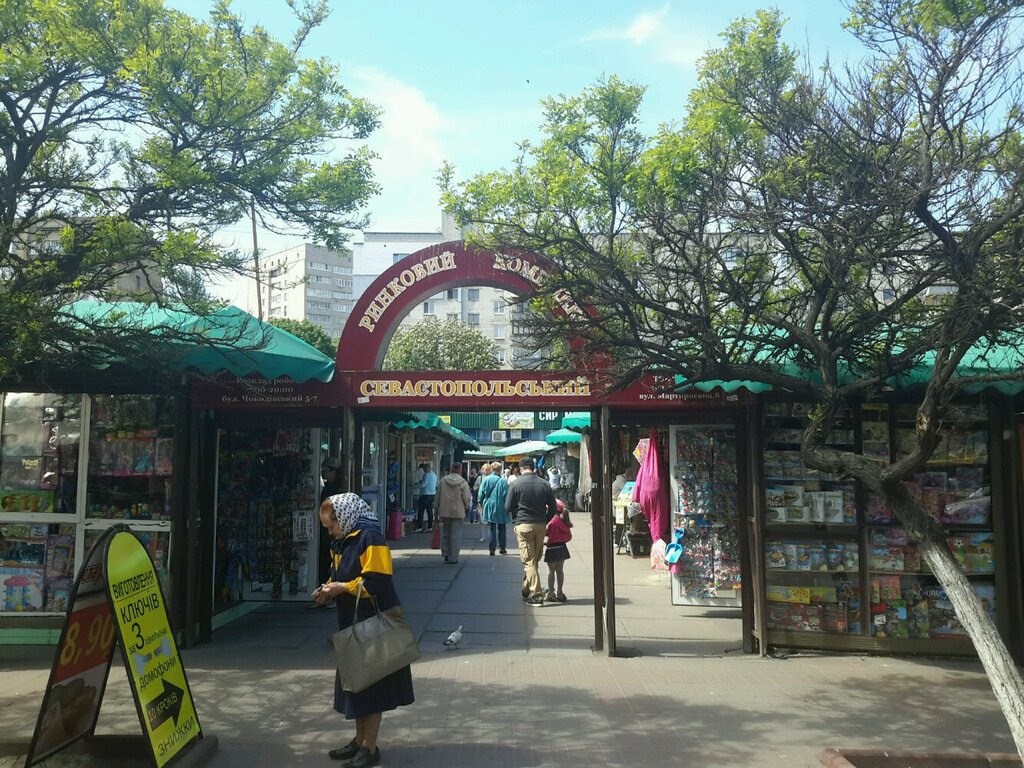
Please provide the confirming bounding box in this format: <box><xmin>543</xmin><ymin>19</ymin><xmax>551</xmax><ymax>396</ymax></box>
<box><xmin>258</xmin><ymin>243</ymin><xmax>354</xmax><ymax>339</ymax></box>
<box><xmin>351</xmin><ymin>216</ymin><xmax>535</xmax><ymax>369</ymax></box>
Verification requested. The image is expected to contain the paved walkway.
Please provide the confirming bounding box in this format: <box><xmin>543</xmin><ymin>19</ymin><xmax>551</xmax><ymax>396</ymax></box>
<box><xmin>1</xmin><ymin>519</ymin><xmax>1018</xmax><ymax>767</ymax></box>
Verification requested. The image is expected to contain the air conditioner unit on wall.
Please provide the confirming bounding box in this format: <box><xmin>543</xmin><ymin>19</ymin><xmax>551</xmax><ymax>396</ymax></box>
<box><xmin>491</xmin><ymin>430</ymin><xmax>507</xmax><ymax>443</ymax></box>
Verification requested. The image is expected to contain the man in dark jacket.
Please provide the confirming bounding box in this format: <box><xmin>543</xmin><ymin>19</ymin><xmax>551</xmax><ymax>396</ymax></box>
<box><xmin>505</xmin><ymin>457</ymin><xmax>558</xmax><ymax>605</ymax></box>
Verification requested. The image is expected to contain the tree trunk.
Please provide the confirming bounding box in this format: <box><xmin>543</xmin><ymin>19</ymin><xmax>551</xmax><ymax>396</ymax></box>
<box><xmin>888</xmin><ymin>488</ymin><xmax>1024</xmax><ymax>762</ymax></box>
<box><xmin>804</xmin><ymin>442</ymin><xmax>1024</xmax><ymax>759</ymax></box>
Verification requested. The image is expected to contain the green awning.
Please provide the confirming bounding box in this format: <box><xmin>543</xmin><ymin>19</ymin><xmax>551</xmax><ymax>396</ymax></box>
<box><xmin>546</xmin><ymin>427</ymin><xmax>581</xmax><ymax>445</ymax></box>
<box><xmin>677</xmin><ymin>379</ymin><xmax>774</xmax><ymax>394</ymax></box>
<box><xmin>70</xmin><ymin>300</ymin><xmax>335</xmax><ymax>382</ymax></box>
<box><xmin>561</xmin><ymin>412</ymin><xmax>591</xmax><ymax>430</ymax></box>
<box><xmin>391</xmin><ymin>414</ymin><xmax>480</xmax><ymax>450</ymax></box>
<box><xmin>490</xmin><ymin>440</ymin><xmax>556</xmax><ymax>457</ymax></box>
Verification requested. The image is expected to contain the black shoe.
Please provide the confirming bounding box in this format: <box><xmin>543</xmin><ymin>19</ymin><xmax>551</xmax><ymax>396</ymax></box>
<box><xmin>489</xmin><ymin>549</ymin><xmax>495</xmax><ymax>556</ymax></box>
<box><xmin>556</xmin><ymin>593</ymin><xmax>568</xmax><ymax>602</ymax></box>
<box><xmin>525</xmin><ymin>595</ymin><xmax>544</xmax><ymax>607</ymax></box>
<box><xmin>329</xmin><ymin>739</ymin><xmax>360</xmax><ymax>760</ymax></box>
<box><xmin>522</xmin><ymin>587</ymin><xmax>530</xmax><ymax>600</ymax></box>
<box><xmin>500</xmin><ymin>548</ymin><xmax>507</xmax><ymax>554</ymax></box>
<box><xmin>345</xmin><ymin>747</ymin><xmax>380</xmax><ymax>768</ymax></box>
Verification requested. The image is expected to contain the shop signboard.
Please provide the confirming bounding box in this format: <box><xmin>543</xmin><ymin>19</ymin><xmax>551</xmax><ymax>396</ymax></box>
<box><xmin>27</xmin><ymin>524</ymin><xmax>206</xmax><ymax>768</ymax></box>
<box><xmin>25</xmin><ymin>528</ymin><xmax>116</xmax><ymax>765</ymax></box>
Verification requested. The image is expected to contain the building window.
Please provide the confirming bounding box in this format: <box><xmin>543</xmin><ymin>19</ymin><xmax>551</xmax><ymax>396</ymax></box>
<box><xmin>336</xmin><ymin>302</ymin><xmax>352</xmax><ymax>312</ymax></box>
<box><xmin>336</xmin><ymin>278</ymin><xmax>352</xmax><ymax>288</ymax></box>
<box><xmin>309</xmin><ymin>300</ymin><xmax>331</xmax><ymax>310</ymax></box>
<box><xmin>309</xmin><ymin>289</ymin><xmax>332</xmax><ymax>298</ymax></box>
<box><xmin>493</xmin><ymin>300</ymin><xmax>506</xmax><ymax>315</ymax></box>
<box><xmin>423</xmin><ymin>301</ymin><xmax>433</xmax><ymax>315</ymax></box>
<box><xmin>332</xmin><ymin>264</ymin><xmax>352</xmax><ymax>275</ymax></box>
<box><xmin>393</xmin><ymin>253</ymin><xmax>409</xmax><ymax>264</ymax></box>
<box><xmin>309</xmin><ymin>261</ymin><xmax>330</xmax><ymax>271</ymax></box>
<box><xmin>467</xmin><ymin>313</ymin><xmax>480</xmax><ymax>326</ymax></box>
<box><xmin>467</xmin><ymin>288</ymin><xmax>480</xmax><ymax>301</ymax></box>
<box><xmin>447</xmin><ymin>313</ymin><xmax>459</xmax><ymax>321</ymax></box>
<box><xmin>446</xmin><ymin>289</ymin><xmax>459</xmax><ymax>300</ymax></box>
<box><xmin>492</xmin><ymin>324</ymin><xmax>506</xmax><ymax>339</ymax></box>
<box><xmin>311</xmin><ymin>275</ymin><xmax>332</xmax><ymax>283</ymax></box>
<box><xmin>496</xmin><ymin>350</ymin><xmax>507</xmax><ymax>364</ymax></box>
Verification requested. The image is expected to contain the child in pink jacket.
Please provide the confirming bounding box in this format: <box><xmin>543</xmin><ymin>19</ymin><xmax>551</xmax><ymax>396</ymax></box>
<box><xmin>544</xmin><ymin>499</ymin><xmax>572</xmax><ymax>602</ymax></box>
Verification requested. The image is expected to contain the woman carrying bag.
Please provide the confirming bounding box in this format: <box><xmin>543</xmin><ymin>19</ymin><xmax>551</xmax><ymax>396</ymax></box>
<box><xmin>315</xmin><ymin>493</ymin><xmax>415</xmax><ymax>766</ymax></box>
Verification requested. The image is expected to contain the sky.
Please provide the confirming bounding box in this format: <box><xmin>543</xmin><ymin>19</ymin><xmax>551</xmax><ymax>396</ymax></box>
<box><xmin>167</xmin><ymin>1</ymin><xmax>864</xmax><ymax>263</ymax></box>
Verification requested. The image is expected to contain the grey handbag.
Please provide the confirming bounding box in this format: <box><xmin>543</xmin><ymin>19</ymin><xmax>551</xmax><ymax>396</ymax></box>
<box><xmin>330</xmin><ymin>587</ymin><xmax>421</xmax><ymax>693</ymax></box>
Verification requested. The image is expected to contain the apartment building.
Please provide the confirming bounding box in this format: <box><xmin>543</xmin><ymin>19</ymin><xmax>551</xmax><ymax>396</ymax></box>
<box><xmin>258</xmin><ymin>243</ymin><xmax>354</xmax><ymax>339</ymax></box>
<box><xmin>350</xmin><ymin>216</ymin><xmax>538</xmax><ymax>368</ymax></box>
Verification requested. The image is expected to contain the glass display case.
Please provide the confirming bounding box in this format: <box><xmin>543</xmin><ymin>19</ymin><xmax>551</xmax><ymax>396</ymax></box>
<box><xmin>86</xmin><ymin>395</ymin><xmax>174</xmax><ymax>521</ymax></box>
<box><xmin>0</xmin><ymin>393</ymin><xmax>82</xmax><ymax>615</ymax></box>
<box><xmin>866</xmin><ymin>403</ymin><xmax>994</xmax><ymax>644</ymax></box>
<box><xmin>762</xmin><ymin>402</ymin><xmax>862</xmax><ymax>637</ymax></box>
<box><xmin>669</xmin><ymin>425</ymin><xmax>742</xmax><ymax>606</ymax></box>
<box><xmin>213</xmin><ymin>427</ymin><xmax>319</xmax><ymax>606</ymax></box>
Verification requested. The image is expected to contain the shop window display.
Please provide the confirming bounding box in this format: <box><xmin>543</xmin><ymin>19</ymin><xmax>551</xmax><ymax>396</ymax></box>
<box><xmin>0</xmin><ymin>393</ymin><xmax>81</xmax><ymax>615</ymax></box>
<box><xmin>866</xmin><ymin>403</ymin><xmax>994</xmax><ymax>643</ymax></box>
<box><xmin>86</xmin><ymin>395</ymin><xmax>173</xmax><ymax>521</ymax></box>
<box><xmin>669</xmin><ymin>426</ymin><xmax>741</xmax><ymax>606</ymax></box>
<box><xmin>0</xmin><ymin>522</ymin><xmax>76</xmax><ymax>612</ymax></box>
<box><xmin>1</xmin><ymin>392</ymin><xmax>80</xmax><ymax>515</ymax></box>
<box><xmin>762</xmin><ymin>402</ymin><xmax>861</xmax><ymax>635</ymax></box>
<box><xmin>214</xmin><ymin>427</ymin><xmax>319</xmax><ymax>605</ymax></box>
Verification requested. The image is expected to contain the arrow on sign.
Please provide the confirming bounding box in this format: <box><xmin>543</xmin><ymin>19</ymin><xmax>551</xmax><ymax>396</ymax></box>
<box><xmin>144</xmin><ymin>678</ymin><xmax>184</xmax><ymax>731</ymax></box>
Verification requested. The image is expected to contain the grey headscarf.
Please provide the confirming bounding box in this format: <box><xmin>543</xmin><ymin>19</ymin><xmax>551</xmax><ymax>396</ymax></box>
<box><xmin>328</xmin><ymin>493</ymin><xmax>379</xmax><ymax>538</ymax></box>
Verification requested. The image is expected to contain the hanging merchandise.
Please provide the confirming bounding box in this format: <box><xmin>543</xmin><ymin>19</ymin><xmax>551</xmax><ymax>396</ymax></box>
<box><xmin>213</xmin><ymin>427</ymin><xmax>319</xmax><ymax>605</ymax></box>
<box><xmin>669</xmin><ymin>425</ymin><xmax>741</xmax><ymax>606</ymax></box>
<box><xmin>632</xmin><ymin>429</ymin><xmax>670</xmax><ymax>543</ymax></box>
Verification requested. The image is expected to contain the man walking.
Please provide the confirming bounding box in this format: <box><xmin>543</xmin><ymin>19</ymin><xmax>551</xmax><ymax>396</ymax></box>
<box><xmin>505</xmin><ymin>457</ymin><xmax>558</xmax><ymax>606</ymax></box>
<box><xmin>436</xmin><ymin>463</ymin><xmax>471</xmax><ymax>564</ymax></box>
<box><xmin>415</xmin><ymin>463</ymin><xmax>437</xmax><ymax>532</ymax></box>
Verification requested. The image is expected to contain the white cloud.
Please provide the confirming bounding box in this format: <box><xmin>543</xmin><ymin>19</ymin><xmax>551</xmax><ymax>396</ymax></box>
<box><xmin>349</xmin><ymin>67</ymin><xmax>449</xmax><ymax>231</ymax></box>
<box><xmin>584</xmin><ymin>5</ymin><xmax>670</xmax><ymax>44</ymax></box>
<box><xmin>580</xmin><ymin>5</ymin><xmax>708</xmax><ymax>70</ymax></box>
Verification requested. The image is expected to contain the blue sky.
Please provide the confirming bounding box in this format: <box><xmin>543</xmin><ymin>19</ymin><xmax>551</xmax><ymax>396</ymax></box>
<box><xmin>169</xmin><ymin>1</ymin><xmax>864</xmax><ymax>254</ymax></box>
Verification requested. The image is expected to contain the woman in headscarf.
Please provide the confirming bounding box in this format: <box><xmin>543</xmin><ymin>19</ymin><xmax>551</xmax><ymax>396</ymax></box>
<box><xmin>315</xmin><ymin>493</ymin><xmax>414</xmax><ymax>766</ymax></box>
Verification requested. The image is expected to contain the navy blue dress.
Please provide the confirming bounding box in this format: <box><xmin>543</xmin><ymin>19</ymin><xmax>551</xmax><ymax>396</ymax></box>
<box><xmin>331</xmin><ymin>526</ymin><xmax>415</xmax><ymax>719</ymax></box>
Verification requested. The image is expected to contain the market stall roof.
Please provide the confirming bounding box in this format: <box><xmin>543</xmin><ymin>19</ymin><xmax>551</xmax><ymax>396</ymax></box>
<box><xmin>546</xmin><ymin>427</ymin><xmax>582</xmax><ymax>445</ymax></box>
<box><xmin>70</xmin><ymin>300</ymin><xmax>336</xmax><ymax>382</ymax></box>
<box><xmin>490</xmin><ymin>440</ymin><xmax>556</xmax><ymax>457</ymax></box>
<box><xmin>390</xmin><ymin>414</ymin><xmax>480</xmax><ymax>450</ymax></box>
<box><xmin>561</xmin><ymin>412</ymin><xmax>591</xmax><ymax>430</ymax></box>
<box><xmin>674</xmin><ymin>333</ymin><xmax>1024</xmax><ymax>396</ymax></box>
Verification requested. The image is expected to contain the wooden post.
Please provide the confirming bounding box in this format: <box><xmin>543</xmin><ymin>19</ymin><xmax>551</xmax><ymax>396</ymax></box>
<box><xmin>589</xmin><ymin>424</ymin><xmax>604</xmax><ymax>653</ymax></box>
<box><xmin>600</xmin><ymin>406</ymin><xmax>616</xmax><ymax>656</ymax></box>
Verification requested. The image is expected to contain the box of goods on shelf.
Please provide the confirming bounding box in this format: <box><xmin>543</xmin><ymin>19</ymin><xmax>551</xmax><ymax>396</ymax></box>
<box><xmin>865</xmin><ymin>403</ymin><xmax>994</xmax><ymax>642</ymax></box>
<box><xmin>0</xmin><ymin>522</ymin><xmax>75</xmax><ymax>613</ymax></box>
<box><xmin>762</xmin><ymin>401</ymin><xmax>864</xmax><ymax>637</ymax></box>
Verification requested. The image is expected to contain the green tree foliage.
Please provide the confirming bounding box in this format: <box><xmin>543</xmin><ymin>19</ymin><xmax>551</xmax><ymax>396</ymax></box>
<box><xmin>268</xmin><ymin>318</ymin><xmax>336</xmax><ymax>358</ymax></box>
<box><xmin>383</xmin><ymin>317</ymin><xmax>501</xmax><ymax>371</ymax></box>
<box><xmin>445</xmin><ymin>2</ymin><xmax>1024</xmax><ymax>754</ymax></box>
<box><xmin>0</xmin><ymin>0</ymin><xmax>379</xmax><ymax>380</ymax></box>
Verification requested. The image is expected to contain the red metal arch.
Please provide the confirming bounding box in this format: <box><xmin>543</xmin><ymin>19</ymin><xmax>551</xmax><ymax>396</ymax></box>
<box><xmin>336</xmin><ymin>240</ymin><xmax>581</xmax><ymax>372</ymax></box>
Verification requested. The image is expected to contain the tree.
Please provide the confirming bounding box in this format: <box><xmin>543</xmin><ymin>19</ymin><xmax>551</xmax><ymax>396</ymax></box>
<box><xmin>268</xmin><ymin>318</ymin><xmax>336</xmax><ymax>358</ymax></box>
<box><xmin>383</xmin><ymin>317</ymin><xmax>501</xmax><ymax>371</ymax></box>
<box><xmin>444</xmin><ymin>2</ymin><xmax>1024</xmax><ymax>758</ymax></box>
<box><xmin>0</xmin><ymin>0</ymin><xmax>379</xmax><ymax>380</ymax></box>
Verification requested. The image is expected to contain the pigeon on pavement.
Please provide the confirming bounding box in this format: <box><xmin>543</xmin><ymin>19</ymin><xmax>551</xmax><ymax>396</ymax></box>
<box><xmin>443</xmin><ymin>625</ymin><xmax>463</xmax><ymax>650</ymax></box>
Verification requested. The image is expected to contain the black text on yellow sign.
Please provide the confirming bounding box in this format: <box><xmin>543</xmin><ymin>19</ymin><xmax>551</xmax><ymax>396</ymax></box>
<box><xmin>106</xmin><ymin>531</ymin><xmax>201</xmax><ymax>767</ymax></box>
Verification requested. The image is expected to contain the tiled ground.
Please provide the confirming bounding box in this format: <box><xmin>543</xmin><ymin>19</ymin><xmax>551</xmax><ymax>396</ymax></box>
<box><xmin>1</xmin><ymin>519</ymin><xmax>1017</xmax><ymax>767</ymax></box>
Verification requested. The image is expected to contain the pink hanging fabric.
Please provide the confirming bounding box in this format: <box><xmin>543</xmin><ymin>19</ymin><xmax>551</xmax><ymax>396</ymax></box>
<box><xmin>632</xmin><ymin>429</ymin><xmax>670</xmax><ymax>542</ymax></box>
